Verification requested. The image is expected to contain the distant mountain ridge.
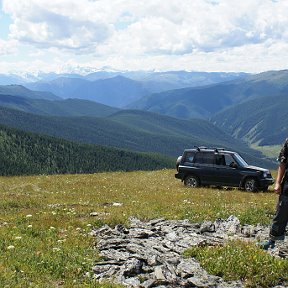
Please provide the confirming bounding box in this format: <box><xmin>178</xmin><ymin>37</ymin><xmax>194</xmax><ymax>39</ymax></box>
<box><xmin>70</xmin><ymin>75</ymin><xmax>149</xmax><ymax>107</ymax></box>
<box><xmin>0</xmin><ymin>84</ymin><xmax>60</xmax><ymax>100</ymax></box>
<box><xmin>128</xmin><ymin>69</ymin><xmax>288</xmax><ymax>119</ymax></box>
<box><xmin>23</xmin><ymin>71</ymin><xmax>247</xmax><ymax>108</ymax></box>
<box><xmin>25</xmin><ymin>75</ymin><xmax>149</xmax><ymax>107</ymax></box>
<box><xmin>25</xmin><ymin>77</ymin><xmax>89</xmax><ymax>99</ymax></box>
<box><xmin>0</xmin><ymin>94</ymin><xmax>119</xmax><ymax>117</ymax></box>
<box><xmin>0</xmin><ymin>74</ymin><xmax>27</xmax><ymax>85</ymax></box>
<box><xmin>1</xmin><ymin>69</ymin><xmax>246</xmax><ymax>85</ymax></box>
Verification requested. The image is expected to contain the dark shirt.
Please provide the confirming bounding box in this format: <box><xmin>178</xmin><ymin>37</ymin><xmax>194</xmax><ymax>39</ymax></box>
<box><xmin>278</xmin><ymin>138</ymin><xmax>288</xmax><ymax>167</ymax></box>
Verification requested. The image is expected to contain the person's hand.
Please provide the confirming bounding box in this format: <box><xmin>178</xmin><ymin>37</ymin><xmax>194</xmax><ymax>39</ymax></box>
<box><xmin>274</xmin><ymin>182</ymin><xmax>281</xmax><ymax>194</ymax></box>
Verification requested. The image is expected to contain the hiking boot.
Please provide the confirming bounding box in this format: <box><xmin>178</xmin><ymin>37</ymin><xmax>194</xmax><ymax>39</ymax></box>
<box><xmin>258</xmin><ymin>239</ymin><xmax>275</xmax><ymax>250</ymax></box>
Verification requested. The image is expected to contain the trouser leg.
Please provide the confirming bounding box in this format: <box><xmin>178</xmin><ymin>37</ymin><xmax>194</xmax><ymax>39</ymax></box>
<box><xmin>270</xmin><ymin>180</ymin><xmax>288</xmax><ymax>241</ymax></box>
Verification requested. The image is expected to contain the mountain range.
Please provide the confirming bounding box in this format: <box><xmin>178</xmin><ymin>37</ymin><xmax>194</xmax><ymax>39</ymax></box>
<box><xmin>128</xmin><ymin>70</ymin><xmax>288</xmax><ymax>119</ymax></box>
<box><xmin>0</xmin><ymin>68</ymin><xmax>287</xmax><ymax>175</ymax></box>
<box><xmin>23</xmin><ymin>71</ymin><xmax>246</xmax><ymax>107</ymax></box>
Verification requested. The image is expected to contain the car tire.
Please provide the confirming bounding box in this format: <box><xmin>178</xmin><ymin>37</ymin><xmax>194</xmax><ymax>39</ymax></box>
<box><xmin>244</xmin><ymin>178</ymin><xmax>258</xmax><ymax>192</ymax></box>
<box><xmin>184</xmin><ymin>175</ymin><xmax>200</xmax><ymax>188</ymax></box>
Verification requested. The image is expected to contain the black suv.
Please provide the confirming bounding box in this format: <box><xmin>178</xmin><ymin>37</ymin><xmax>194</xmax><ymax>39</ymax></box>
<box><xmin>175</xmin><ymin>147</ymin><xmax>274</xmax><ymax>192</ymax></box>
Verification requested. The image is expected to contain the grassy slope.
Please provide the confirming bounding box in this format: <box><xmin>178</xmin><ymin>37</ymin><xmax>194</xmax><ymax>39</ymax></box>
<box><xmin>0</xmin><ymin>170</ymin><xmax>282</xmax><ymax>287</ymax></box>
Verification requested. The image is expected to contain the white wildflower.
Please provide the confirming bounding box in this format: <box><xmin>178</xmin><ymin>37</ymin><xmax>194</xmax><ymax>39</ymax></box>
<box><xmin>112</xmin><ymin>202</ymin><xmax>123</xmax><ymax>206</ymax></box>
<box><xmin>57</xmin><ymin>239</ymin><xmax>66</xmax><ymax>243</ymax></box>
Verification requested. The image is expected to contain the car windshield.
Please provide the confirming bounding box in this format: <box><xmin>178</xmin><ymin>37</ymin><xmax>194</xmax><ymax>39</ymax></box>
<box><xmin>233</xmin><ymin>153</ymin><xmax>248</xmax><ymax>167</ymax></box>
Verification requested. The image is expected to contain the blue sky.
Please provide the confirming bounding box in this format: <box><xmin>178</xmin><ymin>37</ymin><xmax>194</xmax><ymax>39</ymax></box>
<box><xmin>1</xmin><ymin>0</ymin><xmax>288</xmax><ymax>75</ymax></box>
<box><xmin>0</xmin><ymin>10</ymin><xmax>10</xmax><ymax>39</ymax></box>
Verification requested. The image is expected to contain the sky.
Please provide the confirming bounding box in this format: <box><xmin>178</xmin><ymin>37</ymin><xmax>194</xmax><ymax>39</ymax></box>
<box><xmin>1</xmin><ymin>0</ymin><xmax>288</xmax><ymax>75</ymax></box>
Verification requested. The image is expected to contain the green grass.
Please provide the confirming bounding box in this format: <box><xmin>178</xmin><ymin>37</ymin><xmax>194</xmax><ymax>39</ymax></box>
<box><xmin>184</xmin><ymin>240</ymin><xmax>288</xmax><ymax>287</ymax></box>
<box><xmin>250</xmin><ymin>144</ymin><xmax>282</xmax><ymax>159</ymax></box>
<box><xmin>0</xmin><ymin>169</ymin><xmax>282</xmax><ymax>287</ymax></box>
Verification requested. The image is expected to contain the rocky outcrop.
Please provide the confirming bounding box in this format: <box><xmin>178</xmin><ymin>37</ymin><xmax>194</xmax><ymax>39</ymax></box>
<box><xmin>91</xmin><ymin>216</ymin><xmax>288</xmax><ymax>287</ymax></box>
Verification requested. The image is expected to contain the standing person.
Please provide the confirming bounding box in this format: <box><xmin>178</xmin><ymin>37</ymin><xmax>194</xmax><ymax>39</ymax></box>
<box><xmin>260</xmin><ymin>138</ymin><xmax>288</xmax><ymax>249</ymax></box>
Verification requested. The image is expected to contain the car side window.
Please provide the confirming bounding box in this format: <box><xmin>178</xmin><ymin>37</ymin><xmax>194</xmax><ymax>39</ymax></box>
<box><xmin>194</xmin><ymin>152</ymin><xmax>214</xmax><ymax>165</ymax></box>
<box><xmin>224</xmin><ymin>154</ymin><xmax>237</xmax><ymax>167</ymax></box>
<box><xmin>215</xmin><ymin>154</ymin><xmax>237</xmax><ymax>167</ymax></box>
<box><xmin>215</xmin><ymin>154</ymin><xmax>226</xmax><ymax>166</ymax></box>
<box><xmin>183</xmin><ymin>152</ymin><xmax>195</xmax><ymax>164</ymax></box>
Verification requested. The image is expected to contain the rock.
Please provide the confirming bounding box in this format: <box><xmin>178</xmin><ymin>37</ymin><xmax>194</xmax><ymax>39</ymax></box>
<box><xmin>199</xmin><ymin>221</ymin><xmax>215</xmax><ymax>233</ymax></box>
<box><xmin>123</xmin><ymin>258</ymin><xmax>144</xmax><ymax>277</ymax></box>
<box><xmin>115</xmin><ymin>224</ymin><xmax>129</xmax><ymax>234</ymax></box>
<box><xmin>154</xmin><ymin>266</ymin><xmax>166</xmax><ymax>281</ymax></box>
<box><xmin>91</xmin><ymin>216</ymin><xmax>288</xmax><ymax>287</ymax></box>
<box><xmin>89</xmin><ymin>211</ymin><xmax>110</xmax><ymax>217</ymax></box>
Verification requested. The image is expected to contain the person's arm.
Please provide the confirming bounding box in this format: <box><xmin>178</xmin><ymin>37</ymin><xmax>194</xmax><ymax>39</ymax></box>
<box><xmin>274</xmin><ymin>163</ymin><xmax>286</xmax><ymax>194</ymax></box>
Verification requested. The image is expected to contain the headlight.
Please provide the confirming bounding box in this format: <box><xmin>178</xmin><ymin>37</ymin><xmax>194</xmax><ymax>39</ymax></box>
<box><xmin>263</xmin><ymin>171</ymin><xmax>268</xmax><ymax>178</ymax></box>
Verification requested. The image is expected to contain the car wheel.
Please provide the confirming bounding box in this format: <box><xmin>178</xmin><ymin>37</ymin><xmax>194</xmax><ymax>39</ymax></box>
<box><xmin>262</xmin><ymin>186</ymin><xmax>268</xmax><ymax>192</ymax></box>
<box><xmin>184</xmin><ymin>175</ymin><xmax>200</xmax><ymax>188</ymax></box>
<box><xmin>244</xmin><ymin>178</ymin><xmax>258</xmax><ymax>192</ymax></box>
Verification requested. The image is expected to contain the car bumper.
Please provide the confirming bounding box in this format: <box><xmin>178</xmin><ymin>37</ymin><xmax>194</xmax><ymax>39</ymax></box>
<box><xmin>258</xmin><ymin>177</ymin><xmax>274</xmax><ymax>188</ymax></box>
<box><xmin>175</xmin><ymin>172</ymin><xmax>184</xmax><ymax>180</ymax></box>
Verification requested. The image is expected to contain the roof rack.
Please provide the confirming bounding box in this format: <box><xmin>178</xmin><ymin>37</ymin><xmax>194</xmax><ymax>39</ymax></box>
<box><xmin>193</xmin><ymin>146</ymin><xmax>226</xmax><ymax>152</ymax></box>
<box><xmin>213</xmin><ymin>147</ymin><xmax>225</xmax><ymax>153</ymax></box>
<box><xmin>194</xmin><ymin>146</ymin><xmax>207</xmax><ymax>151</ymax></box>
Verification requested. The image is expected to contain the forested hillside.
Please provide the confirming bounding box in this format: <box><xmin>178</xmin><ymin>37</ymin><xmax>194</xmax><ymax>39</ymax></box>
<box><xmin>0</xmin><ymin>125</ymin><xmax>173</xmax><ymax>176</ymax></box>
<box><xmin>211</xmin><ymin>93</ymin><xmax>288</xmax><ymax>146</ymax></box>
<box><xmin>0</xmin><ymin>106</ymin><xmax>275</xmax><ymax>168</ymax></box>
<box><xmin>0</xmin><ymin>94</ymin><xmax>119</xmax><ymax>117</ymax></box>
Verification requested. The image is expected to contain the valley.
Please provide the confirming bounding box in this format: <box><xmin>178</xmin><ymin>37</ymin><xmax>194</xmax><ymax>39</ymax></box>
<box><xmin>1</xmin><ymin>69</ymin><xmax>287</xmax><ymax>176</ymax></box>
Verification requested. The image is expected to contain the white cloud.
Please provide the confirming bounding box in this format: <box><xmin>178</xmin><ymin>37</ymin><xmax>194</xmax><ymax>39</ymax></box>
<box><xmin>3</xmin><ymin>0</ymin><xmax>112</xmax><ymax>50</ymax></box>
<box><xmin>0</xmin><ymin>39</ymin><xmax>17</xmax><ymax>55</ymax></box>
<box><xmin>1</xmin><ymin>0</ymin><xmax>288</xmax><ymax>73</ymax></box>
